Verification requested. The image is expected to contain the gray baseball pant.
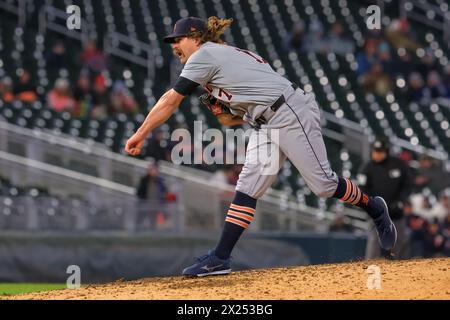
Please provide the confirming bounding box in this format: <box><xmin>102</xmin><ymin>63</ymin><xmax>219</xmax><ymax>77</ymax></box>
<box><xmin>236</xmin><ymin>85</ymin><xmax>339</xmax><ymax>199</ymax></box>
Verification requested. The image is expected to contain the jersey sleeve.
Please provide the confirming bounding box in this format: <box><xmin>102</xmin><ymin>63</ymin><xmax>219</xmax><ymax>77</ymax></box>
<box><xmin>173</xmin><ymin>76</ymin><xmax>200</xmax><ymax>96</ymax></box>
<box><xmin>179</xmin><ymin>49</ymin><xmax>218</xmax><ymax>87</ymax></box>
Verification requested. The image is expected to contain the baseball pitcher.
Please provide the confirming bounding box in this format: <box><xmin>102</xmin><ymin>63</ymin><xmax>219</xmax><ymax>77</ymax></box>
<box><xmin>125</xmin><ymin>16</ymin><xmax>397</xmax><ymax>277</ymax></box>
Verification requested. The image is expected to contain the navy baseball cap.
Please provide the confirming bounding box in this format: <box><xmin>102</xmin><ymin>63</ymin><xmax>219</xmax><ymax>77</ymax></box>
<box><xmin>372</xmin><ymin>137</ymin><xmax>390</xmax><ymax>151</ymax></box>
<box><xmin>163</xmin><ymin>17</ymin><xmax>207</xmax><ymax>43</ymax></box>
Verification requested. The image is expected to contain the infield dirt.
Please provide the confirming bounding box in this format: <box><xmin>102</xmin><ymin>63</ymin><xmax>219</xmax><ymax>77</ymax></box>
<box><xmin>8</xmin><ymin>257</ymin><xmax>450</xmax><ymax>300</ymax></box>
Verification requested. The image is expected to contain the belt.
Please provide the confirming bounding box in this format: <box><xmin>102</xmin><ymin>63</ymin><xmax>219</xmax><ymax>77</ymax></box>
<box><xmin>269</xmin><ymin>83</ymin><xmax>299</xmax><ymax>112</ymax></box>
<box><xmin>254</xmin><ymin>83</ymin><xmax>299</xmax><ymax>128</ymax></box>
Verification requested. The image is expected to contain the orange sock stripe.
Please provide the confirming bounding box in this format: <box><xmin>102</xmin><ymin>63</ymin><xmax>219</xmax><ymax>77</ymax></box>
<box><xmin>228</xmin><ymin>208</ymin><xmax>254</xmax><ymax>218</ymax></box>
<box><xmin>342</xmin><ymin>179</ymin><xmax>352</xmax><ymax>202</ymax></box>
<box><xmin>346</xmin><ymin>181</ymin><xmax>357</xmax><ymax>203</ymax></box>
<box><xmin>362</xmin><ymin>194</ymin><xmax>369</xmax><ymax>206</ymax></box>
<box><xmin>229</xmin><ymin>203</ymin><xmax>256</xmax><ymax>215</ymax></box>
<box><xmin>225</xmin><ymin>217</ymin><xmax>249</xmax><ymax>229</ymax></box>
<box><xmin>351</xmin><ymin>187</ymin><xmax>362</xmax><ymax>205</ymax></box>
<box><xmin>227</xmin><ymin>210</ymin><xmax>253</xmax><ymax>223</ymax></box>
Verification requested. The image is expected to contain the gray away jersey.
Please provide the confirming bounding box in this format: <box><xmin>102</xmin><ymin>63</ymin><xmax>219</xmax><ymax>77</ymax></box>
<box><xmin>179</xmin><ymin>42</ymin><xmax>292</xmax><ymax>122</ymax></box>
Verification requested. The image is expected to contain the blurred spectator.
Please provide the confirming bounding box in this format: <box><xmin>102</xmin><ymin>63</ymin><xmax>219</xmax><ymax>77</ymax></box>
<box><xmin>81</xmin><ymin>40</ymin><xmax>107</xmax><ymax>73</ymax></box>
<box><xmin>47</xmin><ymin>78</ymin><xmax>75</xmax><ymax>112</ymax></box>
<box><xmin>109</xmin><ymin>80</ymin><xmax>138</xmax><ymax>115</ymax></box>
<box><xmin>91</xmin><ymin>74</ymin><xmax>109</xmax><ymax>119</ymax></box>
<box><xmin>443</xmin><ymin>65</ymin><xmax>450</xmax><ymax>94</ymax></box>
<box><xmin>136</xmin><ymin>162</ymin><xmax>169</xmax><ymax>230</ymax></box>
<box><xmin>403</xmin><ymin>201</ymin><xmax>426</xmax><ymax>257</ymax></box>
<box><xmin>410</xmin><ymin>193</ymin><xmax>434</xmax><ymax>220</ymax></box>
<box><xmin>422</xmin><ymin>70</ymin><xmax>450</xmax><ymax>101</ymax></box>
<box><xmin>399</xmin><ymin>150</ymin><xmax>417</xmax><ymax>183</ymax></box>
<box><xmin>407</xmin><ymin>72</ymin><xmax>425</xmax><ymax>102</ymax></box>
<box><xmin>73</xmin><ymin>72</ymin><xmax>93</xmax><ymax>118</ymax></box>
<box><xmin>362</xmin><ymin>62</ymin><xmax>393</xmax><ymax>96</ymax></box>
<box><xmin>386</xmin><ymin>18</ymin><xmax>421</xmax><ymax>52</ymax></box>
<box><xmin>442</xmin><ymin>213</ymin><xmax>450</xmax><ymax>256</ymax></box>
<box><xmin>356</xmin><ymin>39</ymin><xmax>378</xmax><ymax>77</ymax></box>
<box><xmin>429</xmin><ymin>191</ymin><xmax>450</xmax><ymax>223</ymax></box>
<box><xmin>324</xmin><ymin>21</ymin><xmax>354</xmax><ymax>56</ymax></box>
<box><xmin>415</xmin><ymin>49</ymin><xmax>436</xmax><ymax>79</ymax></box>
<box><xmin>0</xmin><ymin>77</ymin><xmax>14</xmax><ymax>103</ymax></box>
<box><xmin>358</xmin><ymin>136</ymin><xmax>412</xmax><ymax>259</ymax></box>
<box><xmin>284</xmin><ymin>21</ymin><xmax>306</xmax><ymax>53</ymax></box>
<box><xmin>303</xmin><ymin>18</ymin><xmax>327</xmax><ymax>54</ymax></box>
<box><xmin>13</xmin><ymin>70</ymin><xmax>38</xmax><ymax>103</ymax></box>
<box><xmin>46</xmin><ymin>41</ymin><xmax>67</xmax><ymax>71</ymax></box>
<box><xmin>230</xmin><ymin>164</ymin><xmax>243</xmax><ymax>185</ymax></box>
<box><xmin>212</xmin><ymin>165</ymin><xmax>235</xmax><ymax>185</ymax></box>
<box><xmin>442</xmin><ymin>211</ymin><xmax>450</xmax><ymax>233</ymax></box>
<box><xmin>136</xmin><ymin>162</ymin><xmax>168</xmax><ymax>202</ymax></box>
<box><xmin>328</xmin><ymin>213</ymin><xmax>354</xmax><ymax>233</ymax></box>
<box><xmin>423</xmin><ymin>218</ymin><xmax>446</xmax><ymax>257</ymax></box>
<box><xmin>212</xmin><ymin>164</ymin><xmax>243</xmax><ymax>186</ymax></box>
<box><xmin>399</xmin><ymin>150</ymin><xmax>413</xmax><ymax>165</ymax></box>
<box><xmin>391</xmin><ymin>51</ymin><xmax>414</xmax><ymax>78</ymax></box>
<box><xmin>377</xmin><ymin>41</ymin><xmax>394</xmax><ymax>74</ymax></box>
<box><xmin>414</xmin><ymin>155</ymin><xmax>450</xmax><ymax>196</ymax></box>
<box><xmin>144</xmin><ymin>128</ymin><xmax>171</xmax><ymax>162</ymax></box>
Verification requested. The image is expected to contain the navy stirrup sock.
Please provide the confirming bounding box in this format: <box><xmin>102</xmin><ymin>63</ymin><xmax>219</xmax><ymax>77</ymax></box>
<box><xmin>332</xmin><ymin>177</ymin><xmax>381</xmax><ymax>219</ymax></box>
<box><xmin>214</xmin><ymin>191</ymin><xmax>257</xmax><ymax>260</ymax></box>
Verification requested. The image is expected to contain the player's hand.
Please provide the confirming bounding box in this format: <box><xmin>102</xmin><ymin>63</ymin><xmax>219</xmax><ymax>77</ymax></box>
<box><xmin>125</xmin><ymin>133</ymin><xmax>146</xmax><ymax>156</ymax></box>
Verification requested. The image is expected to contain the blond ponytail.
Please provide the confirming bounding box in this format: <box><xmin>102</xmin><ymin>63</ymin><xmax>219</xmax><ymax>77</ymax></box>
<box><xmin>189</xmin><ymin>16</ymin><xmax>233</xmax><ymax>44</ymax></box>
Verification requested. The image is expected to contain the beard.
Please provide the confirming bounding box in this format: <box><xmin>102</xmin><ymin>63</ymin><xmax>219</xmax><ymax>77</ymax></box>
<box><xmin>173</xmin><ymin>48</ymin><xmax>184</xmax><ymax>59</ymax></box>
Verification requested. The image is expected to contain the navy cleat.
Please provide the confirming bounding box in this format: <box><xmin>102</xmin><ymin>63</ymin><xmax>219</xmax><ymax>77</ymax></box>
<box><xmin>370</xmin><ymin>196</ymin><xmax>398</xmax><ymax>251</ymax></box>
<box><xmin>182</xmin><ymin>250</ymin><xmax>231</xmax><ymax>277</ymax></box>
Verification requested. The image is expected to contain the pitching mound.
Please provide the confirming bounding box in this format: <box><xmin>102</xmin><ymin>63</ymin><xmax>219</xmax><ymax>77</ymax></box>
<box><xmin>9</xmin><ymin>257</ymin><xmax>450</xmax><ymax>300</ymax></box>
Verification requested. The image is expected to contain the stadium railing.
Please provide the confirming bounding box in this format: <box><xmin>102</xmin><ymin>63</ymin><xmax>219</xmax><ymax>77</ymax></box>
<box><xmin>0</xmin><ymin>119</ymin><xmax>370</xmax><ymax>232</ymax></box>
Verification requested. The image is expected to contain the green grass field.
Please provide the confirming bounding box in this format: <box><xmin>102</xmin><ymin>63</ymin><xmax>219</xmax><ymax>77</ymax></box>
<box><xmin>0</xmin><ymin>283</ymin><xmax>66</xmax><ymax>296</ymax></box>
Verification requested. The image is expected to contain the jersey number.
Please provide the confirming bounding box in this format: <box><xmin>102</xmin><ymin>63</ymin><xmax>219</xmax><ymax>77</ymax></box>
<box><xmin>235</xmin><ymin>48</ymin><xmax>268</xmax><ymax>64</ymax></box>
<box><xmin>205</xmin><ymin>85</ymin><xmax>233</xmax><ymax>102</ymax></box>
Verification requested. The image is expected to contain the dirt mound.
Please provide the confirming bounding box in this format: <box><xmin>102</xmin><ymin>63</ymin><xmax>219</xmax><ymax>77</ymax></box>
<box><xmin>9</xmin><ymin>257</ymin><xmax>450</xmax><ymax>300</ymax></box>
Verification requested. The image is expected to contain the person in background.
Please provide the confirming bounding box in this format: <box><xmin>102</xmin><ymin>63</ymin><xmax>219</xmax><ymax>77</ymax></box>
<box><xmin>284</xmin><ymin>21</ymin><xmax>306</xmax><ymax>53</ymax></box>
<box><xmin>407</xmin><ymin>72</ymin><xmax>425</xmax><ymax>103</ymax></box>
<box><xmin>81</xmin><ymin>40</ymin><xmax>108</xmax><ymax>73</ymax></box>
<box><xmin>73</xmin><ymin>72</ymin><xmax>93</xmax><ymax>118</ymax></box>
<box><xmin>415</xmin><ymin>49</ymin><xmax>436</xmax><ymax>80</ymax></box>
<box><xmin>47</xmin><ymin>78</ymin><xmax>75</xmax><ymax>113</ymax></box>
<box><xmin>362</xmin><ymin>61</ymin><xmax>393</xmax><ymax>97</ymax></box>
<box><xmin>423</xmin><ymin>70</ymin><xmax>450</xmax><ymax>101</ymax></box>
<box><xmin>303</xmin><ymin>17</ymin><xmax>327</xmax><ymax>54</ymax></box>
<box><xmin>414</xmin><ymin>155</ymin><xmax>450</xmax><ymax>196</ymax></box>
<box><xmin>358</xmin><ymin>136</ymin><xmax>412</xmax><ymax>259</ymax></box>
<box><xmin>136</xmin><ymin>162</ymin><xmax>169</xmax><ymax>230</ymax></box>
<box><xmin>13</xmin><ymin>70</ymin><xmax>38</xmax><ymax>103</ymax></box>
<box><xmin>385</xmin><ymin>18</ymin><xmax>420</xmax><ymax>52</ymax></box>
<box><xmin>391</xmin><ymin>51</ymin><xmax>414</xmax><ymax>78</ymax></box>
<box><xmin>109</xmin><ymin>80</ymin><xmax>139</xmax><ymax>115</ymax></box>
<box><xmin>0</xmin><ymin>77</ymin><xmax>14</xmax><ymax>103</ymax></box>
<box><xmin>441</xmin><ymin>212</ymin><xmax>450</xmax><ymax>256</ymax></box>
<box><xmin>144</xmin><ymin>128</ymin><xmax>171</xmax><ymax>162</ymax></box>
<box><xmin>429</xmin><ymin>191</ymin><xmax>450</xmax><ymax>223</ymax></box>
<box><xmin>356</xmin><ymin>39</ymin><xmax>378</xmax><ymax>77</ymax></box>
<box><xmin>324</xmin><ymin>20</ymin><xmax>354</xmax><ymax>56</ymax></box>
<box><xmin>403</xmin><ymin>200</ymin><xmax>427</xmax><ymax>257</ymax></box>
<box><xmin>377</xmin><ymin>41</ymin><xmax>394</xmax><ymax>76</ymax></box>
<box><xmin>423</xmin><ymin>218</ymin><xmax>446</xmax><ymax>257</ymax></box>
<box><xmin>136</xmin><ymin>162</ymin><xmax>168</xmax><ymax>202</ymax></box>
<box><xmin>91</xmin><ymin>73</ymin><xmax>110</xmax><ymax>119</ymax></box>
<box><xmin>443</xmin><ymin>65</ymin><xmax>450</xmax><ymax>97</ymax></box>
<box><xmin>46</xmin><ymin>41</ymin><xmax>67</xmax><ymax>72</ymax></box>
